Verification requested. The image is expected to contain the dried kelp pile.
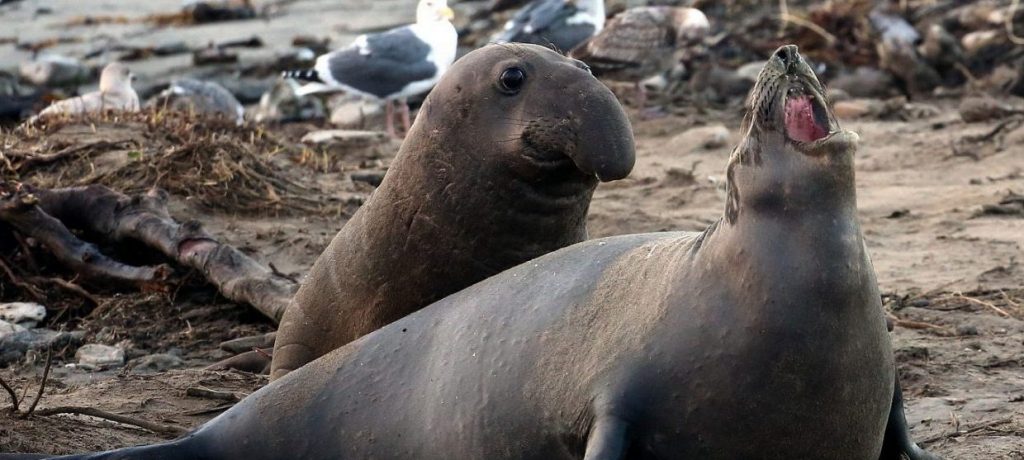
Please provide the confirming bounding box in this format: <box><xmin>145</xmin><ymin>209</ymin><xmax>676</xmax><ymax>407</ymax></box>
<box><xmin>2</xmin><ymin>109</ymin><xmax>332</xmax><ymax>216</ymax></box>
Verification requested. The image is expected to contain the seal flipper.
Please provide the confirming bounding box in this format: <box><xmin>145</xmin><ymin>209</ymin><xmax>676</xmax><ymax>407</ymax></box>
<box><xmin>583</xmin><ymin>416</ymin><xmax>630</xmax><ymax>460</ymax></box>
<box><xmin>878</xmin><ymin>373</ymin><xmax>943</xmax><ymax>460</ymax></box>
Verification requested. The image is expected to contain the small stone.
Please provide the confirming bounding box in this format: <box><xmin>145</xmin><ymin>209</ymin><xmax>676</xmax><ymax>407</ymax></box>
<box><xmin>0</xmin><ymin>329</ymin><xmax>84</xmax><ymax>366</ymax></box>
<box><xmin>833</xmin><ymin>100</ymin><xmax>875</xmax><ymax>119</ymax></box>
<box><xmin>670</xmin><ymin>124</ymin><xmax>730</xmax><ymax>151</ymax></box>
<box><xmin>909</xmin><ymin>298</ymin><xmax>931</xmax><ymax>308</ymax></box>
<box><xmin>330</xmin><ymin>96</ymin><xmax>385</xmax><ymax>130</ymax></box>
<box><xmin>129</xmin><ymin>353</ymin><xmax>185</xmax><ymax>372</ymax></box>
<box><xmin>0</xmin><ymin>302</ymin><xmax>46</xmax><ymax>327</ymax></box>
<box><xmin>18</xmin><ymin>55</ymin><xmax>88</xmax><ymax>87</ymax></box>
<box><xmin>961</xmin><ymin>30</ymin><xmax>1002</xmax><ymax>55</ymax></box>
<box><xmin>956</xmin><ymin>325</ymin><xmax>980</xmax><ymax>336</ymax></box>
<box><xmin>0</xmin><ymin>319</ymin><xmax>26</xmax><ymax>339</ymax></box>
<box><xmin>75</xmin><ymin>343</ymin><xmax>125</xmax><ymax>368</ymax></box>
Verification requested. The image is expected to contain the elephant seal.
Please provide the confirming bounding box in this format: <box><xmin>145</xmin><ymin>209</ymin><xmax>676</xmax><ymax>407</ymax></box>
<box><xmin>269</xmin><ymin>43</ymin><xmax>635</xmax><ymax>380</ymax></box>
<box><xmin>21</xmin><ymin>45</ymin><xmax>937</xmax><ymax>460</ymax></box>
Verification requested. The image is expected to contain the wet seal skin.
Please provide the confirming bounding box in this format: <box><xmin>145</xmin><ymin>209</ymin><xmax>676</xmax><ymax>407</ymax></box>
<box><xmin>269</xmin><ymin>43</ymin><xmax>635</xmax><ymax>381</ymax></box>
<box><xmin>8</xmin><ymin>45</ymin><xmax>939</xmax><ymax>460</ymax></box>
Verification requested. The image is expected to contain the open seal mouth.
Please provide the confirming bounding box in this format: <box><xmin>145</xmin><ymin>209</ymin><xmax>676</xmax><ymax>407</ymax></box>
<box><xmin>783</xmin><ymin>85</ymin><xmax>832</xmax><ymax>144</ymax></box>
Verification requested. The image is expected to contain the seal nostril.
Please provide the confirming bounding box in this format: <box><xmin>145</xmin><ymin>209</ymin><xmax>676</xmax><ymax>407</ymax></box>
<box><xmin>773</xmin><ymin>45</ymin><xmax>801</xmax><ymax>70</ymax></box>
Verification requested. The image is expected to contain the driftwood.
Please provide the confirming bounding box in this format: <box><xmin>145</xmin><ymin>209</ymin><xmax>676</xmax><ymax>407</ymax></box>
<box><xmin>0</xmin><ymin>184</ymin><xmax>296</xmax><ymax>322</ymax></box>
<box><xmin>0</xmin><ymin>188</ymin><xmax>170</xmax><ymax>287</ymax></box>
<box><xmin>31</xmin><ymin>185</ymin><xmax>296</xmax><ymax>322</ymax></box>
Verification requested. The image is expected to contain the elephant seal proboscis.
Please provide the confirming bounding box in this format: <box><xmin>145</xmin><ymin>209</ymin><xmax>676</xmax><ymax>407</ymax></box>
<box><xmin>269</xmin><ymin>43</ymin><xmax>635</xmax><ymax>380</ymax></box>
<box><xmin>20</xmin><ymin>45</ymin><xmax>938</xmax><ymax>460</ymax></box>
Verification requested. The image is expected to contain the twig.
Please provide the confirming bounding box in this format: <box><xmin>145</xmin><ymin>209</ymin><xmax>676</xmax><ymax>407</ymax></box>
<box><xmin>951</xmin><ymin>292</ymin><xmax>1013</xmax><ymax>318</ymax></box>
<box><xmin>885</xmin><ymin>313</ymin><xmax>955</xmax><ymax>335</ymax></box>
<box><xmin>16</xmin><ymin>140</ymin><xmax>130</xmax><ymax>171</ymax></box>
<box><xmin>27</xmin><ymin>276</ymin><xmax>99</xmax><ymax>306</ymax></box>
<box><xmin>0</xmin><ymin>373</ymin><xmax>20</xmax><ymax>412</ymax></box>
<box><xmin>185</xmin><ymin>386</ymin><xmax>242</xmax><ymax>402</ymax></box>
<box><xmin>31</xmin><ymin>406</ymin><xmax>187</xmax><ymax>436</ymax></box>
<box><xmin>777</xmin><ymin>0</ymin><xmax>837</xmax><ymax>45</ymax></box>
<box><xmin>20</xmin><ymin>347</ymin><xmax>52</xmax><ymax>418</ymax></box>
<box><xmin>920</xmin><ymin>416</ymin><xmax>1014</xmax><ymax>444</ymax></box>
<box><xmin>0</xmin><ymin>255</ymin><xmax>45</xmax><ymax>301</ymax></box>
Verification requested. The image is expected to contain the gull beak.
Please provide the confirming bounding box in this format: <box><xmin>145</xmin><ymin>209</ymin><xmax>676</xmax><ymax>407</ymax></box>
<box><xmin>441</xmin><ymin>6</ymin><xmax>454</xmax><ymax>20</ymax></box>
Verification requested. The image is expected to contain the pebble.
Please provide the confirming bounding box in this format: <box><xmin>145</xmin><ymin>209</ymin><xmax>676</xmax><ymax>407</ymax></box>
<box><xmin>0</xmin><ymin>302</ymin><xmax>46</xmax><ymax>328</ymax></box>
<box><xmin>330</xmin><ymin>96</ymin><xmax>385</xmax><ymax>130</ymax></box>
<box><xmin>833</xmin><ymin>99</ymin><xmax>875</xmax><ymax>119</ymax></box>
<box><xmin>670</xmin><ymin>124</ymin><xmax>730</xmax><ymax>151</ymax></box>
<box><xmin>75</xmin><ymin>343</ymin><xmax>126</xmax><ymax>368</ymax></box>
<box><xmin>0</xmin><ymin>329</ymin><xmax>84</xmax><ymax>366</ymax></box>
<box><xmin>0</xmin><ymin>319</ymin><xmax>26</xmax><ymax>339</ymax></box>
<box><xmin>18</xmin><ymin>55</ymin><xmax>88</xmax><ymax>87</ymax></box>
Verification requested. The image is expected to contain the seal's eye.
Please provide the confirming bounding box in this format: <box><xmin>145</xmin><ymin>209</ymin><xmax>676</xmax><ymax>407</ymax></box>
<box><xmin>499</xmin><ymin>67</ymin><xmax>526</xmax><ymax>93</ymax></box>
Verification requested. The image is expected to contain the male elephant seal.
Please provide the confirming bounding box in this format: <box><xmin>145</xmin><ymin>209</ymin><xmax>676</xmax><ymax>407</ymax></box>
<box><xmin>269</xmin><ymin>43</ymin><xmax>635</xmax><ymax>380</ymax></box>
<box><xmin>21</xmin><ymin>45</ymin><xmax>937</xmax><ymax>460</ymax></box>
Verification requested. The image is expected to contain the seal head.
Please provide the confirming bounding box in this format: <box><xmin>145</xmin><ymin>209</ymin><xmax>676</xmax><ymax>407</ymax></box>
<box><xmin>725</xmin><ymin>44</ymin><xmax>859</xmax><ymax>224</ymax></box>
<box><xmin>412</xmin><ymin>43</ymin><xmax>635</xmax><ymax>182</ymax></box>
<box><xmin>269</xmin><ymin>43</ymin><xmax>636</xmax><ymax>381</ymax></box>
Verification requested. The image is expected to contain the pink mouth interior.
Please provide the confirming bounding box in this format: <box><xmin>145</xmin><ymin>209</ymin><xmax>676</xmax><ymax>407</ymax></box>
<box><xmin>784</xmin><ymin>95</ymin><xmax>828</xmax><ymax>143</ymax></box>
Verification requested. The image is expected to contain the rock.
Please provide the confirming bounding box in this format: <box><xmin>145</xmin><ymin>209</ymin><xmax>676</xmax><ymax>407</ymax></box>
<box><xmin>219</xmin><ymin>332</ymin><xmax>276</xmax><ymax>354</ymax></box>
<box><xmin>147</xmin><ymin>78</ymin><xmax>245</xmax><ymax>123</ymax></box>
<box><xmin>253</xmin><ymin>79</ymin><xmax>325</xmax><ymax>123</ymax></box>
<box><xmin>329</xmin><ymin>95</ymin><xmax>385</xmax><ymax>129</ymax></box>
<box><xmin>833</xmin><ymin>99</ymin><xmax>875</xmax><ymax>119</ymax></box>
<box><xmin>129</xmin><ymin>353</ymin><xmax>185</xmax><ymax>372</ymax></box>
<box><xmin>18</xmin><ymin>55</ymin><xmax>88</xmax><ymax>87</ymax></box>
<box><xmin>0</xmin><ymin>319</ymin><xmax>26</xmax><ymax>339</ymax></box>
<box><xmin>302</xmin><ymin>129</ymin><xmax>389</xmax><ymax>147</ymax></box>
<box><xmin>0</xmin><ymin>329</ymin><xmax>85</xmax><ymax>366</ymax></box>
<box><xmin>0</xmin><ymin>302</ymin><xmax>46</xmax><ymax>328</ymax></box>
<box><xmin>959</xmin><ymin>97</ymin><xmax>1024</xmax><ymax>123</ymax></box>
<box><xmin>75</xmin><ymin>343</ymin><xmax>125</xmax><ymax>368</ymax></box>
<box><xmin>956</xmin><ymin>324</ymin><xmax>980</xmax><ymax>336</ymax></box>
<box><xmin>690</xmin><ymin>65</ymin><xmax>752</xmax><ymax>102</ymax></box>
<box><xmin>183</xmin><ymin>0</ymin><xmax>256</xmax><ymax>23</ymax></box>
<box><xmin>829</xmin><ymin>67</ymin><xmax>896</xmax><ymax>99</ymax></box>
<box><xmin>193</xmin><ymin>47</ymin><xmax>239</xmax><ymax>66</ymax></box>
<box><xmin>961</xmin><ymin>30</ymin><xmax>1003</xmax><ymax>56</ymax></box>
<box><xmin>670</xmin><ymin>124</ymin><xmax>730</xmax><ymax>151</ymax></box>
<box><xmin>351</xmin><ymin>171</ymin><xmax>387</xmax><ymax>187</ymax></box>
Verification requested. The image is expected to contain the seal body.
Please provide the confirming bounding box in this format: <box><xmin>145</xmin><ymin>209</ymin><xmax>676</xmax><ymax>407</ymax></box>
<box><xmin>270</xmin><ymin>44</ymin><xmax>635</xmax><ymax>380</ymax></box>
<box><xmin>29</xmin><ymin>45</ymin><xmax>938</xmax><ymax>460</ymax></box>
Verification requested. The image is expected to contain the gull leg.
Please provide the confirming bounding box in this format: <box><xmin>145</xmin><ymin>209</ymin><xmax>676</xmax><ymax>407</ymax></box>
<box><xmin>384</xmin><ymin>99</ymin><xmax>395</xmax><ymax>138</ymax></box>
<box><xmin>400</xmin><ymin>98</ymin><xmax>412</xmax><ymax>137</ymax></box>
